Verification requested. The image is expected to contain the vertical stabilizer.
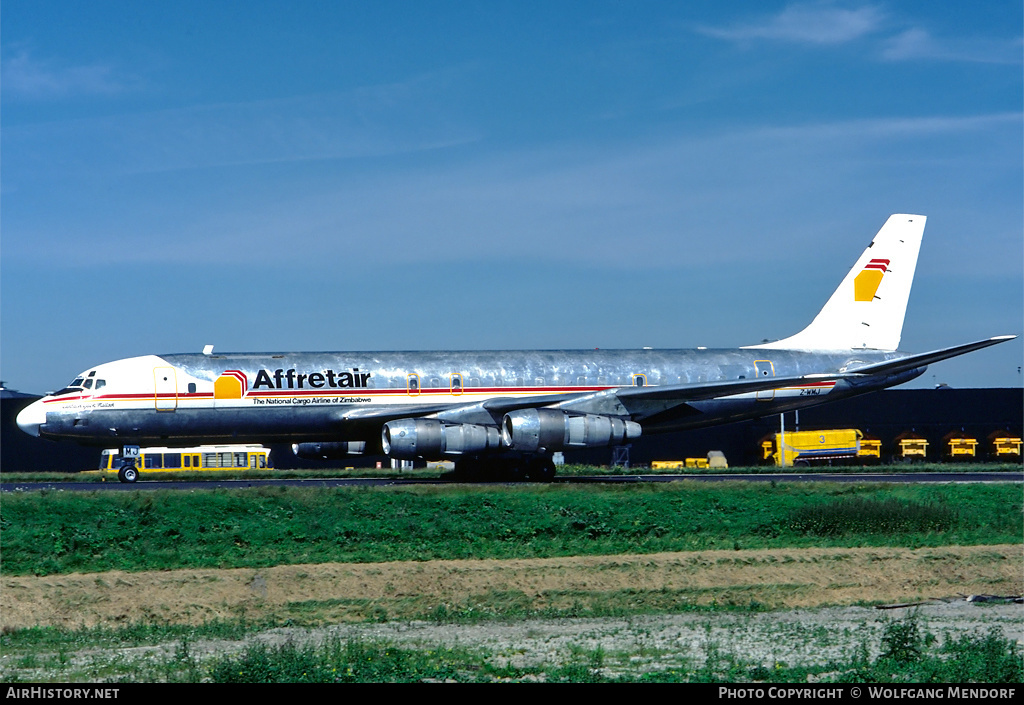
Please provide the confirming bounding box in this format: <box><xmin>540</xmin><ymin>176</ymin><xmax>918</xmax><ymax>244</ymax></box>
<box><xmin>746</xmin><ymin>214</ymin><xmax>926</xmax><ymax>351</ymax></box>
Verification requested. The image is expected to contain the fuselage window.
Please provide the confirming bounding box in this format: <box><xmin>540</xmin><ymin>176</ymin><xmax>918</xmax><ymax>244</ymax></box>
<box><xmin>187</xmin><ymin>383</ymin><xmax>196</xmax><ymax>393</ymax></box>
<box><xmin>407</xmin><ymin>374</ymin><xmax>420</xmax><ymax>396</ymax></box>
<box><xmin>95</xmin><ymin>380</ymin><xmax>106</xmax><ymax>390</ymax></box>
<box><xmin>451</xmin><ymin>374</ymin><xmax>463</xmax><ymax>395</ymax></box>
<box><xmin>633</xmin><ymin>374</ymin><xmax>647</xmax><ymax>387</ymax></box>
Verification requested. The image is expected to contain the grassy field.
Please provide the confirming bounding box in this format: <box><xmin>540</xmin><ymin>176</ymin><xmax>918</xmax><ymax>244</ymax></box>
<box><xmin>2</xmin><ymin>481</ymin><xmax>1020</xmax><ymax>576</ymax></box>
<box><xmin>1</xmin><ymin>478</ymin><xmax>1020</xmax><ymax>682</ymax></box>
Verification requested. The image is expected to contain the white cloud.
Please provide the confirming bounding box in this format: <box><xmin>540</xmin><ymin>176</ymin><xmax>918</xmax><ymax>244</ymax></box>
<box><xmin>3</xmin><ymin>71</ymin><xmax>480</xmax><ymax>178</ymax></box>
<box><xmin>696</xmin><ymin>2</ymin><xmax>886</xmax><ymax>45</ymax></box>
<box><xmin>1</xmin><ymin>49</ymin><xmax>130</xmax><ymax>99</ymax></box>
<box><xmin>881</xmin><ymin>28</ymin><xmax>1023</xmax><ymax>64</ymax></box>
<box><xmin>696</xmin><ymin>3</ymin><xmax>1022</xmax><ymax>65</ymax></box>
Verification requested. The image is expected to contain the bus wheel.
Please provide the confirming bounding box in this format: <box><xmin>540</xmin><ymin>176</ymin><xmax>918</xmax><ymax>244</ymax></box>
<box><xmin>118</xmin><ymin>465</ymin><xmax>139</xmax><ymax>483</ymax></box>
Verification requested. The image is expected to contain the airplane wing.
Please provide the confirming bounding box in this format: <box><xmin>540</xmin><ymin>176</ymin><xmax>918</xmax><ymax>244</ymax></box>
<box><xmin>337</xmin><ymin>372</ymin><xmax>843</xmax><ymax>426</ymax></box>
<box><xmin>841</xmin><ymin>336</ymin><xmax>1017</xmax><ymax>377</ymax></box>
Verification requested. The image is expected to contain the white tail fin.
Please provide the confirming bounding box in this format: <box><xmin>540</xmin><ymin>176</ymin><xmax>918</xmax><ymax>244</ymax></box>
<box><xmin>746</xmin><ymin>214</ymin><xmax>926</xmax><ymax>352</ymax></box>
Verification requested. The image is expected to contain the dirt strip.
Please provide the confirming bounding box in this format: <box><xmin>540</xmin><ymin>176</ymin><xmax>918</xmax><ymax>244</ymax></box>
<box><xmin>3</xmin><ymin>544</ymin><xmax>1021</xmax><ymax>629</ymax></box>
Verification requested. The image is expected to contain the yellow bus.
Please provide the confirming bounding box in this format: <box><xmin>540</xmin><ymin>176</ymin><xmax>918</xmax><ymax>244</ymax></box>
<box><xmin>99</xmin><ymin>445</ymin><xmax>273</xmax><ymax>475</ymax></box>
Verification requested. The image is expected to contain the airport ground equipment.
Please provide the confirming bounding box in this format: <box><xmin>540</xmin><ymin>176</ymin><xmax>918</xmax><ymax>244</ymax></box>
<box><xmin>651</xmin><ymin>451</ymin><xmax>726</xmax><ymax>470</ymax></box>
<box><xmin>651</xmin><ymin>460</ymin><xmax>685</xmax><ymax>470</ymax></box>
<box><xmin>896</xmin><ymin>436</ymin><xmax>929</xmax><ymax>462</ymax></box>
<box><xmin>707</xmin><ymin>451</ymin><xmax>728</xmax><ymax>468</ymax></box>
<box><xmin>944</xmin><ymin>433</ymin><xmax>979</xmax><ymax>461</ymax></box>
<box><xmin>988</xmin><ymin>433</ymin><xmax>1021</xmax><ymax>460</ymax></box>
<box><xmin>763</xmin><ymin>429</ymin><xmax>863</xmax><ymax>467</ymax></box>
<box><xmin>98</xmin><ymin>445</ymin><xmax>272</xmax><ymax>480</ymax></box>
<box><xmin>858</xmin><ymin>438</ymin><xmax>882</xmax><ymax>462</ymax></box>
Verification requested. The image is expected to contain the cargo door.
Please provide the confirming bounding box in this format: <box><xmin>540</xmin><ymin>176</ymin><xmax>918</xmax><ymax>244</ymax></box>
<box><xmin>753</xmin><ymin>360</ymin><xmax>775</xmax><ymax>401</ymax></box>
<box><xmin>154</xmin><ymin>367</ymin><xmax>178</xmax><ymax>411</ymax></box>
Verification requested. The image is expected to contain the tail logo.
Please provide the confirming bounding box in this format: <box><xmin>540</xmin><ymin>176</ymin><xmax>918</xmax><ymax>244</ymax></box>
<box><xmin>214</xmin><ymin>370</ymin><xmax>248</xmax><ymax>399</ymax></box>
<box><xmin>854</xmin><ymin>258</ymin><xmax>890</xmax><ymax>302</ymax></box>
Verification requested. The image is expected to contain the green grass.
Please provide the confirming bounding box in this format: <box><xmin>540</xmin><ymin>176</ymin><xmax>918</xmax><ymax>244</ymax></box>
<box><xmin>1</xmin><ymin>481</ymin><xmax>1020</xmax><ymax>576</ymax></box>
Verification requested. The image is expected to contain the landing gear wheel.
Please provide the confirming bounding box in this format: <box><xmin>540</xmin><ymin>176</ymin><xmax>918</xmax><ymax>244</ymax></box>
<box><xmin>527</xmin><ymin>458</ymin><xmax>556</xmax><ymax>482</ymax></box>
<box><xmin>118</xmin><ymin>464</ymin><xmax>139</xmax><ymax>483</ymax></box>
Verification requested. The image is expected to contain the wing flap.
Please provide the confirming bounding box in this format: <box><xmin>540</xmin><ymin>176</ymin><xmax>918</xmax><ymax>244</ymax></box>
<box><xmin>614</xmin><ymin>373</ymin><xmax>842</xmax><ymax>402</ymax></box>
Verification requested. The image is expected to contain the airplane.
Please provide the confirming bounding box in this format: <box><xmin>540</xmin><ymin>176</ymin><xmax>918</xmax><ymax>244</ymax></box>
<box><xmin>16</xmin><ymin>214</ymin><xmax>1015</xmax><ymax>482</ymax></box>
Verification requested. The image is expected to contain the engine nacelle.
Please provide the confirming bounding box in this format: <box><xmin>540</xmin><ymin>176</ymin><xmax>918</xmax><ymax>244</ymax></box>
<box><xmin>291</xmin><ymin>442</ymin><xmax>366</xmax><ymax>460</ymax></box>
<box><xmin>381</xmin><ymin>418</ymin><xmax>502</xmax><ymax>460</ymax></box>
<box><xmin>501</xmin><ymin>409</ymin><xmax>641</xmax><ymax>453</ymax></box>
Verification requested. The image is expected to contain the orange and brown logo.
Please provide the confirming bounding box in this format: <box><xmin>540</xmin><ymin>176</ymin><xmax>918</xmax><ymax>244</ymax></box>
<box><xmin>214</xmin><ymin>370</ymin><xmax>248</xmax><ymax>399</ymax></box>
<box><xmin>853</xmin><ymin>258</ymin><xmax>889</xmax><ymax>302</ymax></box>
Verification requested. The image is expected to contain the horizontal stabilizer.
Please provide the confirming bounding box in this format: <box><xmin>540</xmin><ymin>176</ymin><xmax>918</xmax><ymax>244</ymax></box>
<box><xmin>842</xmin><ymin>335</ymin><xmax>1017</xmax><ymax>377</ymax></box>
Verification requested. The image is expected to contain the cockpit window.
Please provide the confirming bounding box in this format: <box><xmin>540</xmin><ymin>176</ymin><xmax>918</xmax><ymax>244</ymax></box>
<box><xmin>95</xmin><ymin>380</ymin><xmax>106</xmax><ymax>390</ymax></box>
<box><xmin>52</xmin><ymin>386</ymin><xmax>82</xmax><ymax>396</ymax></box>
<box><xmin>52</xmin><ymin>376</ymin><xmax>88</xmax><ymax>396</ymax></box>
<box><xmin>83</xmin><ymin>379</ymin><xmax>93</xmax><ymax>389</ymax></box>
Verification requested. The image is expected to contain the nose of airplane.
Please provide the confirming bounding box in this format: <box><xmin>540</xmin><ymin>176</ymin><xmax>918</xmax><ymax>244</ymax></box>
<box><xmin>16</xmin><ymin>400</ymin><xmax>46</xmax><ymax>437</ymax></box>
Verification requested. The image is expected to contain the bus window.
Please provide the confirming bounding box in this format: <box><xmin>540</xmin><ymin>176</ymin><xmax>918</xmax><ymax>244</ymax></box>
<box><xmin>234</xmin><ymin>452</ymin><xmax>246</xmax><ymax>468</ymax></box>
<box><xmin>203</xmin><ymin>453</ymin><xmax>218</xmax><ymax>468</ymax></box>
<box><xmin>164</xmin><ymin>453</ymin><xmax>182</xmax><ymax>469</ymax></box>
<box><xmin>144</xmin><ymin>454</ymin><xmax>162</xmax><ymax>469</ymax></box>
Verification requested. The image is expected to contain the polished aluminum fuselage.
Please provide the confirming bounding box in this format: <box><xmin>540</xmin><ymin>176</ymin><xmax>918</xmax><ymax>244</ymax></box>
<box><xmin>28</xmin><ymin>347</ymin><xmax>922</xmax><ymax>448</ymax></box>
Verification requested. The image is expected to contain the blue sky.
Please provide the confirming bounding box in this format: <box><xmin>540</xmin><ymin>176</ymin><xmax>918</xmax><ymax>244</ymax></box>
<box><xmin>2</xmin><ymin>1</ymin><xmax>1021</xmax><ymax>394</ymax></box>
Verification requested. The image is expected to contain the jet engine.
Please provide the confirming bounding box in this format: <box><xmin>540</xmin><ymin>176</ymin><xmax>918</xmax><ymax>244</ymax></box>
<box><xmin>382</xmin><ymin>418</ymin><xmax>502</xmax><ymax>460</ymax></box>
<box><xmin>501</xmin><ymin>409</ymin><xmax>641</xmax><ymax>453</ymax></box>
<box><xmin>291</xmin><ymin>441</ymin><xmax>366</xmax><ymax>460</ymax></box>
